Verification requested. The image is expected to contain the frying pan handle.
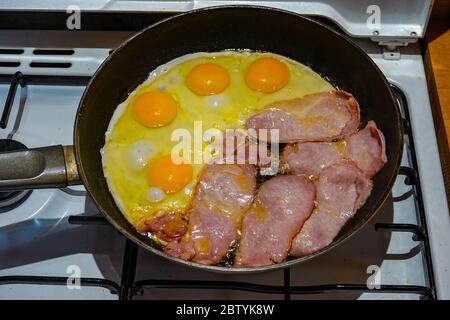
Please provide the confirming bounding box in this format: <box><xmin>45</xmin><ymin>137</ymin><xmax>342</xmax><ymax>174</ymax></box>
<box><xmin>0</xmin><ymin>145</ymin><xmax>80</xmax><ymax>191</ymax></box>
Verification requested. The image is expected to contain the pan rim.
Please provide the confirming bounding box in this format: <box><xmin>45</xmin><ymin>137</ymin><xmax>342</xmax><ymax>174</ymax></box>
<box><xmin>74</xmin><ymin>4</ymin><xmax>403</xmax><ymax>273</ymax></box>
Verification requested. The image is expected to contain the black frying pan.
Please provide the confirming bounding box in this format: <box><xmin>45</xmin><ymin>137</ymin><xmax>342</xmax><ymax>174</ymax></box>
<box><xmin>0</xmin><ymin>6</ymin><xmax>403</xmax><ymax>272</ymax></box>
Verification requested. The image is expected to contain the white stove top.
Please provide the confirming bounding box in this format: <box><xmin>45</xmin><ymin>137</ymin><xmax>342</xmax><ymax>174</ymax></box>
<box><xmin>0</xmin><ymin>32</ymin><xmax>449</xmax><ymax>300</ymax></box>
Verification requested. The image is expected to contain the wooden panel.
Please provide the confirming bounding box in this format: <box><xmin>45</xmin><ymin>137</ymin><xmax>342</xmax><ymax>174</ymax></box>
<box><xmin>429</xmin><ymin>0</ymin><xmax>450</xmax><ymax>21</ymax></box>
<box><xmin>424</xmin><ymin>16</ymin><xmax>450</xmax><ymax>201</ymax></box>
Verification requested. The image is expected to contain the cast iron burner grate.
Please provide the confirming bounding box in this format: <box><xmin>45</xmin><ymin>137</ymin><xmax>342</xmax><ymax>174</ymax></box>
<box><xmin>0</xmin><ymin>73</ymin><xmax>437</xmax><ymax>300</ymax></box>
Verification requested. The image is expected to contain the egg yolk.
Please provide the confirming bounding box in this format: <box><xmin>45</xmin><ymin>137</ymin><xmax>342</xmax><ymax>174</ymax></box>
<box><xmin>132</xmin><ymin>91</ymin><xmax>177</xmax><ymax>127</ymax></box>
<box><xmin>147</xmin><ymin>155</ymin><xmax>193</xmax><ymax>193</ymax></box>
<box><xmin>186</xmin><ymin>63</ymin><xmax>230</xmax><ymax>96</ymax></box>
<box><xmin>245</xmin><ymin>57</ymin><xmax>290</xmax><ymax>93</ymax></box>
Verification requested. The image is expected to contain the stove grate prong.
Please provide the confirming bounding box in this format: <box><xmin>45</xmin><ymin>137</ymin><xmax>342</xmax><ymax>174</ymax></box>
<box><xmin>0</xmin><ymin>71</ymin><xmax>26</xmax><ymax>129</ymax></box>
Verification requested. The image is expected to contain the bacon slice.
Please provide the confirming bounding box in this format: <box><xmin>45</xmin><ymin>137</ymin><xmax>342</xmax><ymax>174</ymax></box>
<box><xmin>290</xmin><ymin>161</ymin><xmax>372</xmax><ymax>257</ymax></box>
<box><xmin>347</xmin><ymin>120</ymin><xmax>387</xmax><ymax>177</ymax></box>
<box><xmin>281</xmin><ymin>121</ymin><xmax>387</xmax><ymax>178</ymax></box>
<box><xmin>141</xmin><ymin>212</ymin><xmax>188</xmax><ymax>243</ymax></box>
<box><xmin>245</xmin><ymin>90</ymin><xmax>360</xmax><ymax>143</ymax></box>
<box><xmin>280</xmin><ymin>141</ymin><xmax>346</xmax><ymax>177</ymax></box>
<box><xmin>234</xmin><ymin>175</ymin><xmax>316</xmax><ymax>267</ymax></box>
<box><xmin>165</xmin><ymin>164</ymin><xmax>256</xmax><ymax>265</ymax></box>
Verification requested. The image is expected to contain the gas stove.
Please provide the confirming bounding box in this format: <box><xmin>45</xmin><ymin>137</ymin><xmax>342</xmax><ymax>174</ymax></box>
<box><xmin>0</xmin><ymin>2</ymin><xmax>449</xmax><ymax>300</ymax></box>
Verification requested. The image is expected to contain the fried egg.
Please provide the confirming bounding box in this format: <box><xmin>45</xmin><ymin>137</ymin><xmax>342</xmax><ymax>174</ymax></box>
<box><xmin>101</xmin><ymin>51</ymin><xmax>333</xmax><ymax>231</ymax></box>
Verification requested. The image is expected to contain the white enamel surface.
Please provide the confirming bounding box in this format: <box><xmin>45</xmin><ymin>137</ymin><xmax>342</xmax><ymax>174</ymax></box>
<box><xmin>370</xmin><ymin>45</ymin><xmax>450</xmax><ymax>300</ymax></box>
<box><xmin>0</xmin><ymin>0</ymin><xmax>433</xmax><ymax>38</ymax></box>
